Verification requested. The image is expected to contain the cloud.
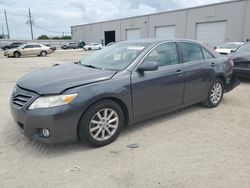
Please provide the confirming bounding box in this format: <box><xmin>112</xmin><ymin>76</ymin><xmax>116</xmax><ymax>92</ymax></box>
<box><xmin>0</xmin><ymin>0</ymin><xmax>229</xmax><ymax>39</ymax></box>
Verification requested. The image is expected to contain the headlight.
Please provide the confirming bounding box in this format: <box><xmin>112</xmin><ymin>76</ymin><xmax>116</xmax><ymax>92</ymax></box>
<box><xmin>28</xmin><ymin>94</ymin><xmax>78</xmax><ymax>109</ymax></box>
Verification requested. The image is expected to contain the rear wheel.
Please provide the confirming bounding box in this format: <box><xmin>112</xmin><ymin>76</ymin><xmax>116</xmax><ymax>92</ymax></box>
<box><xmin>78</xmin><ymin>100</ymin><xmax>124</xmax><ymax>147</ymax></box>
<box><xmin>203</xmin><ymin>78</ymin><xmax>224</xmax><ymax>108</ymax></box>
<box><xmin>14</xmin><ymin>51</ymin><xmax>21</xmax><ymax>58</ymax></box>
<box><xmin>40</xmin><ymin>51</ymin><xmax>47</xmax><ymax>57</ymax></box>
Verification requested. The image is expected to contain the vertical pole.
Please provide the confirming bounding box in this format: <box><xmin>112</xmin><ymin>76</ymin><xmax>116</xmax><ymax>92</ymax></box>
<box><xmin>1</xmin><ymin>24</ymin><xmax>4</xmax><ymax>37</ymax></box>
<box><xmin>4</xmin><ymin>9</ymin><xmax>10</xmax><ymax>39</ymax></box>
<box><xmin>29</xmin><ymin>8</ymin><xmax>34</xmax><ymax>40</ymax></box>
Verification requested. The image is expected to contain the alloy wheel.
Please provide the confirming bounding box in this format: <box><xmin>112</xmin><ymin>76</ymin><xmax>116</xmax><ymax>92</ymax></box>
<box><xmin>89</xmin><ymin>108</ymin><xmax>119</xmax><ymax>141</ymax></box>
<box><xmin>210</xmin><ymin>82</ymin><xmax>223</xmax><ymax>104</ymax></box>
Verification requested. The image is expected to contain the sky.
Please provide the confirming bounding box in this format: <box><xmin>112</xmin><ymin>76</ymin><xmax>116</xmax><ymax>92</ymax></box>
<box><xmin>0</xmin><ymin>0</ymin><xmax>230</xmax><ymax>39</ymax></box>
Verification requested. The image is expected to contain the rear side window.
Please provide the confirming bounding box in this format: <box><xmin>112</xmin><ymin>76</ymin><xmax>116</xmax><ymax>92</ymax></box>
<box><xmin>202</xmin><ymin>47</ymin><xmax>214</xmax><ymax>59</ymax></box>
<box><xmin>33</xmin><ymin>45</ymin><xmax>41</xmax><ymax>48</ymax></box>
<box><xmin>24</xmin><ymin>45</ymin><xmax>33</xmax><ymax>48</ymax></box>
<box><xmin>178</xmin><ymin>42</ymin><xmax>203</xmax><ymax>62</ymax></box>
<box><xmin>144</xmin><ymin>42</ymin><xmax>179</xmax><ymax>67</ymax></box>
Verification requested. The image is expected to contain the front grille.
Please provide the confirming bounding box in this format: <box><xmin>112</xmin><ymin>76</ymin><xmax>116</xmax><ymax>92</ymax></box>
<box><xmin>12</xmin><ymin>94</ymin><xmax>32</xmax><ymax>108</ymax></box>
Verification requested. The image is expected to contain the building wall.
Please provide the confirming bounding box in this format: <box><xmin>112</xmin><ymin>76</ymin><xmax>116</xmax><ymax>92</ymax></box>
<box><xmin>243</xmin><ymin>0</ymin><xmax>250</xmax><ymax>40</ymax></box>
<box><xmin>148</xmin><ymin>10</ymin><xmax>187</xmax><ymax>38</ymax></box>
<box><xmin>71</xmin><ymin>0</ymin><xmax>250</xmax><ymax>45</ymax></box>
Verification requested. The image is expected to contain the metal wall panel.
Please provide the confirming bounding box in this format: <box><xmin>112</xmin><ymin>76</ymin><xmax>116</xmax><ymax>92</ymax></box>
<box><xmin>71</xmin><ymin>0</ymin><xmax>250</xmax><ymax>45</ymax></box>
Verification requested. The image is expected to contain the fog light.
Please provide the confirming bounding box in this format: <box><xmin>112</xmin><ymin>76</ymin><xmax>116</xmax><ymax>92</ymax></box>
<box><xmin>42</xmin><ymin>128</ymin><xmax>50</xmax><ymax>137</ymax></box>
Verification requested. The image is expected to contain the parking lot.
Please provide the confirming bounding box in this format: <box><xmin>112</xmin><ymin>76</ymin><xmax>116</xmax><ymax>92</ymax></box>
<box><xmin>0</xmin><ymin>50</ymin><xmax>250</xmax><ymax>188</ymax></box>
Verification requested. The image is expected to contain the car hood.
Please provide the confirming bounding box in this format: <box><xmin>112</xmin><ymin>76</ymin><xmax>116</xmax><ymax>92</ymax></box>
<box><xmin>17</xmin><ymin>64</ymin><xmax>117</xmax><ymax>95</ymax></box>
<box><xmin>228</xmin><ymin>52</ymin><xmax>250</xmax><ymax>63</ymax></box>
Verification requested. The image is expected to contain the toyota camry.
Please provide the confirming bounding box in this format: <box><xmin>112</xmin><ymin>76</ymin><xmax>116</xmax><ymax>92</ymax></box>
<box><xmin>10</xmin><ymin>39</ymin><xmax>239</xmax><ymax>147</ymax></box>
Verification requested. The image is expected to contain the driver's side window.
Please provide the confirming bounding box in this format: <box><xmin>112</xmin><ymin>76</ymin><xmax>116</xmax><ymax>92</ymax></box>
<box><xmin>144</xmin><ymin>42</ymin><xmax>179</xmax><ymax>67</ymax></box>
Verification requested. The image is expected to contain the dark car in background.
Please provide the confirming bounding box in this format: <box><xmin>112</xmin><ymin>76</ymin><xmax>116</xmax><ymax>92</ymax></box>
<box><xmin>61</xmin><ymin>42</ymin><xmax>79</xmax><ymax>49</ymax></box>
<box><xmin>1</xmin><ymin>42</ymin><xmax>24</xmax><ymax>51</ymax></box>
<box><xmin>229</xmin><ymin>42</ymin><xmax>250</xmax><ymax>79</ymax></box>
<box><xmin>10</xmin><ymin>39</ymin><xmax>239</xmax><ymax>147</ymax></box>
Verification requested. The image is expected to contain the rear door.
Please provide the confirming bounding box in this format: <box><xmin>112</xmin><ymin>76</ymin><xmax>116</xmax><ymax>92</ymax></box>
<box><xmin>177</xmin><ymin>42</ymin><xmax>216</xmax><ymax>104</ymax></box>
<box><xmin>32</xmin><ymin>44</ymin><xmax>42</xmax><ymax>55</ymax></box>
<box><xmin>131</xmin><ymin>42</ymin><xmax>185</xmax><ymax>120</ymax></box>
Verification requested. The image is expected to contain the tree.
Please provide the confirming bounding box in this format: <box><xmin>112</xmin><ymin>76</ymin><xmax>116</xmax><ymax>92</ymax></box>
<box><xmin>38</xmin><ymin>35</ymin><xmax>49</xmax><ymax>40</ymax></box>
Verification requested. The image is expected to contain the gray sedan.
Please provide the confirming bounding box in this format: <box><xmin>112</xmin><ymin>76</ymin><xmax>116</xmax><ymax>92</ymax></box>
<box><xmin>10</xmin><ymin>39</ymin><xmax>239</xmax><ymax>147</ymax></box>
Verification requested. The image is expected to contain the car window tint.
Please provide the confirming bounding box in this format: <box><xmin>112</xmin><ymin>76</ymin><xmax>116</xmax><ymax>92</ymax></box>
<box><xmin>178</xmin><ymin>42</ymin><xmax>203</xmax><ymax>62</ymax></box>
<box><xmin>24</xmin><ymin>45</ymin><xmax>32</xmax><ymax>48</ymax></box>
<box><xmin>202</xmin><ymin>47</ymin><xmax>214</xmax><ymax>59</ymax></box>
<box><xmin>33</xmin><ymin>45</ymin><xmax>41</xmax><ymax>48</ymax></box>
<box><xmin>144</xmin><ymin>42</ymin><xmax>179</xmax><ymax>67</ymax></box>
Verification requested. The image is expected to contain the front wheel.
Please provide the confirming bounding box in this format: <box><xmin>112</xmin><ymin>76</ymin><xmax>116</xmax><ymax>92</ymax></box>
<box><xmin>40</xmin><ymin>51</ymin><xmax>47</xmax><ymax>57</ymax></box>
<box><xmin>78</xmin><ymin>100</ymin><xmax>124</xmax><ymax>147</ymax></box>
<box><xmin>203</xmin><ymin>78</ymin><xmax>224</xmax><ymax>108</ymax></box>
<box><xmin>14</xmin><ymin>51</ymin><xmax>21</xmax><ymax>58</ymax></box>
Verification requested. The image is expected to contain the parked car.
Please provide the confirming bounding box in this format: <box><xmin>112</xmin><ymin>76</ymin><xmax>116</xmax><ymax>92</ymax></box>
<box><xmin>215</xmin><ymin>42</ymin><xmax>244</xmax><ymax>55</ymax></box>
<box><xmin>4</xmin><ymin>43</ymin><xmax>54</xmax><ymax>58</ymax></box>
<box><xmin>10</xmin><ymin>39</ymin><xmax>239</xmax><ymax>147</ymax></box>
<box><xmin>45</xmin><ymin>44</ymin><xmax>56</xmax><ymax>51</ymax></box>
<box><xmin>83</xmin><ymin>43</ymin><xmax>102</xmax><ymax>50</ymax></box>
<box><xmin>229</xmin><ymin>42</ymin><xmax>250</xmax><ymax>78</ymax></box>
<box><xmin>1</xmin><ymin>42</ymin><xmax>24</xmax><ymax>51</ymax></box>
<box><xmin>61</xmin><ymin>42</ymin><xmax>79</xmax><ymax>49</ymax></box>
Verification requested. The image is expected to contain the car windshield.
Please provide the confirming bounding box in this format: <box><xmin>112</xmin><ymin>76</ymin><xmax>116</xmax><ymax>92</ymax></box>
<box><xmin>17</xmin><ymin>44</ymin><xmax>26</xmax><ymax>49</ymax></box>
<box><xmin>218</xmin><ymin>43</ymin><xmax>242</xmax><ymax>49</ymax></box>
<box><xmin>236</xmin><ymin>42</ymin><xmax>250</xmax><ymax>53</ymax></box>
<box><xmin>80</xmin><ymin>43</ymin><xmax>148</xmax><ymax>71</ymax></box>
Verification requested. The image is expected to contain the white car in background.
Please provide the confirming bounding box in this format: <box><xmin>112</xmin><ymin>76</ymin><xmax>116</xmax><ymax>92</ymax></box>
<box><xmin>83</xmin><ymin>43</ymin><xmax>102</xmax><ymax>50</ymax></box>
<box><xmin>215</xmin><ymin>42</ymin><xmax>244</xmax><ymax>55</ymax></box>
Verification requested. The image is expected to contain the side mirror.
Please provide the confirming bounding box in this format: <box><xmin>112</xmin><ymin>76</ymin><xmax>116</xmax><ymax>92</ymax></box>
<box><xmin>137</xmin><ymin>61</ymin><xmax>158</xmax><ymax>72</ymax></box>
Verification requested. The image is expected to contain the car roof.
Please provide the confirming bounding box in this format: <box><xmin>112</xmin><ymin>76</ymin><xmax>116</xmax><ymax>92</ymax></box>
<box><xmin>118</xmin><ymin>38</ymin><xmax>202</xmax><ymax>45</ymax></box>
<box><xmin>24</xmin><ymin>43</ymin><xmax>42</xmax><ymax>45</ymax></box>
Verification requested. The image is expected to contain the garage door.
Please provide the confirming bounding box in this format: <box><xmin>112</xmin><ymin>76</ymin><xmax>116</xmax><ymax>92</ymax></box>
<box><xmin>126</xmin><ymin>29</ymin><xmax>141</xmax><ymax>40</ymax></box>
<box><xmin>155</xmin><ymin>26</ymin><xmax>176</xmax><ymax>38</ymax></box>
<box><xmin>196</xmin><ymin>21</ymin><xmax>226</xmax><ymax>47</ymax></box>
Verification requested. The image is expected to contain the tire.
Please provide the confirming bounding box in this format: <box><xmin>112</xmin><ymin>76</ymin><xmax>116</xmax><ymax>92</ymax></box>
<box><xmin>14</xmin><ymin>51</ymin><xmax>21</xmax><ymax>58</ymax></box>
<box><xmin>88</xmin><ymin>47</ymin><xmax>91</xmax><ymax>50</ymax></box>
<box><xmin>78</xmin><ymin>100</ymin><xmax>124</xmax><ymax>147</ymax></box>
<box><xmin>40</xmin><ymin>51</ymin><xmax>47</xmax><ymax>57</ymax></box>
<box><xmin>203</xmin><ymin>78</ymin><xmax>224</xmax><ymax>108</ymax></box>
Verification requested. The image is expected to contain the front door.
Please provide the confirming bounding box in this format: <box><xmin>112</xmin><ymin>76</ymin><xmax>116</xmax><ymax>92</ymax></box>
<box><xmin>131</xmin><ymin>42</ymin><xmax>185</xmax><ymax>120</ymax></box>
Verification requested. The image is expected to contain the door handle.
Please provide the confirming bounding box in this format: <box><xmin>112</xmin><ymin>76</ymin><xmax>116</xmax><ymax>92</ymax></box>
<box><xmin>176</xmin><ymin>69</ymin><xmax>182</xmax><ymax>77</ymax></box>
<box><xmin>211</xmin><ymin>62</ymin><xmax>216</xmax><ymax>67</ymax></box>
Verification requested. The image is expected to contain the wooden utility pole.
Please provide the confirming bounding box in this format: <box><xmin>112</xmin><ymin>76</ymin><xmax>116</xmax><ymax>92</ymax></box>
<box><xmin>4</xmin><ymin>9</ymin><xmax>10</xmax><ymax>39</ymax></box>
<box><xmin>29</xmin><ymin>8</ymin><xmax>34</xmax><ymax>40</ymax></box>
<box><xmin>1</xmin><ymin>24</ymin><xmax>4</xmax><ymax>36</ymax></box>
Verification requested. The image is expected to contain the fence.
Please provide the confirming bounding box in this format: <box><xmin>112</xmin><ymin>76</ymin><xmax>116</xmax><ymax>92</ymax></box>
<box><xmin>0</xmin><ymin>39</ymin><xmax>78</xmax><ymax>48</ymax></box>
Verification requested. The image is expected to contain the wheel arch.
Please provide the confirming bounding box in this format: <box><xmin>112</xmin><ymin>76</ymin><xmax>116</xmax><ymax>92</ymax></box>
<box><xmin>216</xmin><ymin>74</ymin><xmax>226</xmax><ymax>87</ymax></box>
<box><xmin>13</xmin><ymin>50</ymin><xmax>21</xmax><ymax>56</ymax></box>
<box><xmin>76</xmin><ymin>96</ymin><xmax>130</xmax><ymax>139</ymax></box>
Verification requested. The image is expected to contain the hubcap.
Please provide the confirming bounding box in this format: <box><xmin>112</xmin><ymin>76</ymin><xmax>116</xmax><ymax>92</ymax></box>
<box><xmin>210</xmin><ymin>83</ymin><xmax>222</xmax><ymax>104</ymax></box>
<box><xmin>89</xmin><ymin>108</ymin><xmax>119</xmax><ymax>141</ymax></box>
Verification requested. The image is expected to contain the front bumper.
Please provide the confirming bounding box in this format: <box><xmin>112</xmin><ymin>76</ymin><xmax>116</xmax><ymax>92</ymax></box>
<box><xmin>10</xmin><ymin>86</ymin><xmax>79</xmax><ymax>144</ymax></box>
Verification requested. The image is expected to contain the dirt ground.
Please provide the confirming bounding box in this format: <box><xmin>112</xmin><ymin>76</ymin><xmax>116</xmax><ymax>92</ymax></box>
<box><xmin>0</xmin><ymin>50</ymin><xmax>250</xmax><ymax>188</ymax></box>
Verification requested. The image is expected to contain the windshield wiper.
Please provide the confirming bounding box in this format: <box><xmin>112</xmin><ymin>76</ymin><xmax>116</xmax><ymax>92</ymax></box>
<box><xmin>81</xmin><ymin>64</ymin><xmax>100</xmax><ymax>69</ymax></box>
